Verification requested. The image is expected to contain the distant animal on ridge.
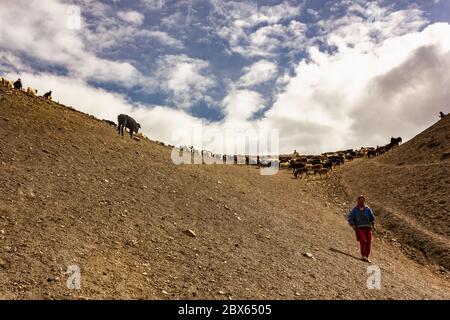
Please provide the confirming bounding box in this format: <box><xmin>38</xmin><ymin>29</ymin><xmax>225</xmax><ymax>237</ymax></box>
<box><xmin>26</xmin><ymin>87</ymin><xmax>37</xmax><ymax>96</ymax></box>
<box><xmin>1</xmin><ymin>77</ymin><xmax>13</xmax><ymax>89</ymax></box>
<box><xmin>117</xmin><ymin>114</ymin><xmax>141</xmax><ymax>138</ymax></box>
<box><xmin>13</xmin><ymin>78</ymin><xmax>22</xmax><ymax>90</ymax></box>
<box><xmin>43</xmin><ymin>91</ymin><xmax>52</xmax><ymax>100</ymax></box>
<box><xmin>389</xmin><ymin>137</ymin><xmax>402</xmax><ymax>148</ymax></box>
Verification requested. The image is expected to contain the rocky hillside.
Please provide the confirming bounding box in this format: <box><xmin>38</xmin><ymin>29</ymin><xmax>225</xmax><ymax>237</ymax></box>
<box><xmin>0</xmin><ymin>85</ymin><xmax>449</xmax><ymax>299</ymax></box>
<box><xmin>337</xmin><ymin>115</ymin><xmax>450</xmax><ymax>270</ymax></box>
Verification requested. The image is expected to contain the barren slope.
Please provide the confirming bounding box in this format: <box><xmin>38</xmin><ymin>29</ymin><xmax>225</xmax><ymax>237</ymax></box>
<box><xmin>335</xmin><ymin>116</ymin><xmax>450</xmax><ymax>270</ymax></box>
<box><xmin>0</xmin><ymin>85</ymin><xmax>449</xmax><ymax>299</ymax></box>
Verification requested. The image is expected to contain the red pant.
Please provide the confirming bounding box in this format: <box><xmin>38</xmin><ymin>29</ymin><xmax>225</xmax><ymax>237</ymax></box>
<box><xmin>355</xmin><ymin>227</ymin><xmax>372</xmax><ymax>257</ymax></box>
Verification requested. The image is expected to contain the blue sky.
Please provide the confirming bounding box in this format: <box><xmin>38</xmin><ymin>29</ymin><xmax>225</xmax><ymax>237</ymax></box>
<box><xmin>1</xmin><ymin>0</ymin><xmax>450</xmax><ymax>154</ymax></box>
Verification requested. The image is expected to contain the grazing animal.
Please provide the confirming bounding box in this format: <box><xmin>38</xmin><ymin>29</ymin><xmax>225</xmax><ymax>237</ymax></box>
<box><xmin>375</xmin><ymin>146</ymin><xmax>386</xmax><ymax>156</ymax></box>
<box><xmin>329</xmin><ymin>155</ymin><xmax>344</xmax><ymax>165</ymax></box>
<box><xmin>390</xmin><ymin>137</ymin><xmax>402</xmax><ymax>146</ymax></box>
<box><xmin>117</xmin><ymin>114</ymin><xmax>141</xmax><ymax>138</ymax></box>
<box><xmin>43</xmin><ymin>91</ymin><xmax>52</xmax><ymax>100</ymax></box>
<box><xmin>26</xmin><ymin>87</ymin><xmax>37</xmax><ymax>96</ymax></box>
<box><xmin>13</xmin><ymin>78</ymin><xmax>22</xmax><ymax>90</ymax></box>
<box><xmin>289</xmin><ymin>159</ymin><xmax>306</xmax><ymax>172</ymax></box>
<box><xmin>323</xmin><ymin>161</ymin><xmax>333</xmax><ymax>171</ymax></box>
<box><xmin>439</xmin><ymin>111</ymin><xmax>446</xmax><ymax>119</ymax></box>
<box><xmin>312</xmin><ymin>163</ymin><xmax>323</xmax><ymax>171</ymax></box>
<box><xmin>293</xmin><ymin>167</ymin><xmax>308</xmax><ymax>178</ymax></box>
<box><xmin>314</xmin><ymin>168</ymin><xmax>330</xmax><ymax>178</ymax></box>
<box><xmin>367</xmin><ymin>149</ymin><xmax>376</xmax><ymax>158</ymax></box>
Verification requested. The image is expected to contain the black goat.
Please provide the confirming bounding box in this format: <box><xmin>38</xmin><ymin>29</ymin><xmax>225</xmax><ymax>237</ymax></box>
<box><xmin>117</xmin><ymin>114</ymin><xmax>141</xmax><ymax>138</ymax></box>
<box><xmin>14</xmin><ymin>78</ymin><xmax>22</xmax><ymax>90</ymax></box>
<box><xmin>43</xmin><ymin>91</ymin><xmax>52</xmax><ymax>100</ymax></box>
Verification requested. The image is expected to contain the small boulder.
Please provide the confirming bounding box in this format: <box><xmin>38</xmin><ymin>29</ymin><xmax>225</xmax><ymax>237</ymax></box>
<box><xmin>185</xmin><ymin>229</ymin><xmax>196</xmax><ymax>238</ymax></box>
<box><xmin>303</xmin><ymin>252</ymin><xmax>315</xmax><ymax>259</ymax></box>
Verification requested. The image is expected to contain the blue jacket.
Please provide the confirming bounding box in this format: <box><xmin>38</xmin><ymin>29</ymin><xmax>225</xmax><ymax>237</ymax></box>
<box><xmin>348</xmin><ymin>206</ymin><xmax>375</xmax><ymax>229</ymax></box>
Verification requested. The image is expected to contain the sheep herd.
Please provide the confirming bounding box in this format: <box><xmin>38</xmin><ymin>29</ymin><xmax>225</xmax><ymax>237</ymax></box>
<box><xmin>171</xmin><ymin>138</ymin><xmax>402</xmax><ymax>180</ymax></box>
<box><xmin>278</xmin><ymin>140</ymin><xmax>402</xmax><ymax>180</ymax></box>
<box><xmin>1</xmin><ymin>77</ymin><xmax>52</xmax><ymax>100</ymax></box>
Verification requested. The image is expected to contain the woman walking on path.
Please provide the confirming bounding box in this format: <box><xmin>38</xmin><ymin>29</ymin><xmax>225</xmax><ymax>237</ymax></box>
<box><xmin>348</xmin><ymin>195</ymin><xmax>376</xmax><ymax>262</ymax></box>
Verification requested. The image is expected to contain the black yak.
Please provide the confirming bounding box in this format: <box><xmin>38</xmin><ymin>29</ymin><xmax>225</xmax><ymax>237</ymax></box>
<box><xmin>117</xmin><ymin>114</ymin><xmax>141</xmax><ymax>138</ymax></box>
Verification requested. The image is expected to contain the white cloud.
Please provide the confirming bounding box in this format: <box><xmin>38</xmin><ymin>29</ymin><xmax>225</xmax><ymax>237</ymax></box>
<box><xmin>223</xmin><ymin>89</ymin><xmax>264</xmax><ymax>122</ymax></box>
<box><xmin>140</xmin><ymin>0</ymin><xmax>165</xmax><ymax>11</ymax></box>
<box><xmin>154</xmin><ymin>54</ymin><xmax>216</xmax><ymax>109</ymax></box>
<box><xmin>258</xmin><ymin>22</ymin><xmax>450</xmax><ymax>154</ymax></box>
<box><xmin>117</xmin><ymin>11</ymin><xmax>145</xmax><ymax>25</ymax></box>
<box><xmin>211</xmin><ymin>1</ymin><xmax>305</xmax><ymax>57</ymax></box>
<box><xmin>0</xmin><ymin>0</ymin><xmax>145</xmax><ymax>87</ymax></box>
<box><xmin>238</xmin><ymin>60</ymin><xmax>277</xmax><ymax>87</ymax></box>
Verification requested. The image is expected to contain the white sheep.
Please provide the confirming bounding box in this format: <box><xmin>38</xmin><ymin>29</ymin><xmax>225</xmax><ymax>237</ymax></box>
<box><xmin>1</xmin><ymin>78</ymin><xmax>13</xmax><ymax>89</ymax></box>
<box><xmin>26</xmin><ymin>87</ymin><xmax>37</xmax><ymax>96</ymax></box>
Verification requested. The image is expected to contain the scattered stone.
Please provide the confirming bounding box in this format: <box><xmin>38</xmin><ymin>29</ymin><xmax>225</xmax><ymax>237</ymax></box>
<box><xmin>224</xmin><ymin>205</ymin><xmax>231</xmax><ymax>210</ymax></box>
<box><xmin>217</xmin><ymin>180</ymin><xmax>222</xmax><ymax>184</ymax></box>
<box><xmin>295</xmin><ymin>292</ymin><xmax>301</xmax><ymax>296</ymax></box>
<box><xmin>125</xmin><ymin>239</ymin><xmax>138</xmax><ymax>247</ymax></box>
<box><xmin>104</xmin><ymin>179</ymin><xmax>109</xmax><ymax>183</ymax></box>
<box><xmin>185</xmin><ymin>229</ymin><xmax>196</xmax><ymax>238</ymax></box>
<box><xmin>161</xmin><ymin>290</ymin><xmax>169</xmax><ymax>295</ymax></box>
<box><xmin>218</xmin><ymin>290</ymin><xmax>226</xmax><ymax>295</ymax></box>
<box><xmin>303</xmin><ymin>252</ymin><xmax>316</xmax><ymax>259</ymax></box>
<box><xmin>0</xmin><ymin>258</ymin><xmax>7</xmax><ymax>268</ymax></box>
<box><xmin>133</xmin><ymin>137</ymin><xmax>140</xmax><ymax>142</ymax></box>
<box><xmin>208</xmin><ymin>197</ymin><xmax>214</xmax><ymax>201</ymax></box>
<box><xmin>42</xmin><ymin>149</ymin><xmax>50</xmax><ymax>154</ymax></box>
